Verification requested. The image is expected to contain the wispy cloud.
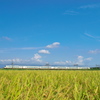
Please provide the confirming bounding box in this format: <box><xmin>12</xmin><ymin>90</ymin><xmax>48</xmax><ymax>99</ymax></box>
<box><xmin>54</xmin><ymin>61</ymin><xmax>66</xmax><ymax>65</ymax></box>
<box><xmin>0</xmin><ymin>47</ymin><xmax>41</xmax><ymax>54</ymax></box>
<box><xmin>1</xmin><ymin>36</ymin><xmax>11</xmax><ymax>41</ymax></box>
<box><xmin>64</xmin><ymin>10</ymin><xmax>79</xmax><ymax>15</ymax></box>
<box><xmin>19</xmin><ymin>47</ymin><xmax>38</xmax><ymax>50</ymax></box>
<box><xmin>84</xmin><ymin>33</ymin><xmax>96</xmax><ymax>38</ymax></box>
<box><xmin>0</xmin><ymin>42</ymin><xmax>61</xmax><ymax>52</ymax></box>
<box><xmin>54</xmin><ymin>61</ymin><xmax>72</xmax><ymax>65</ymax></box>
<box><xmin>84</xmin><ymin>33</ymin><xmax>100</xmax><ymax>41</ymax></box>
<box><xmin>0</xmin><ymin>58</ymin><xmax>28</xmax><ymax>64</ymax></box>
<box><xmin>3</xmin><ymin>47</ymin><xmax>41</xmax><ymax>51</ymax></box>
<box><xmin>79</xmin><ymin>4</ymin><xmax>100</xmax><ymax>9</ymax></box>
<box><xmin>85</xmin><ymin>57</ymin><xmax>93</xmax><ymax>61</ymax></box>
<box><xmin>89</xmin><ymin>49</ymin><xmax>100</xmax><ymax>54</ymax></box>
<box><xmin>0</xmin><ymin>50</ymin><xmax>4</xmax><ymax>53</ymax></box>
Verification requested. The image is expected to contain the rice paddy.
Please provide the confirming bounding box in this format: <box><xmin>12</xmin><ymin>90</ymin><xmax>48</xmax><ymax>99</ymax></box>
<box><xmin>0</xmin><ymin>70</ymin><xmax>100</xmax><ymax>100</ymax></box>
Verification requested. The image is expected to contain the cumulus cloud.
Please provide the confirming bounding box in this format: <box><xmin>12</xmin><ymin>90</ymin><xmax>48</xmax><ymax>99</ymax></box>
<box><xmin>31</xmin><ymin>53</ymin><xmax>42</xmax><ymax>62</ymax></box>
<box><xmin>46</xmin><ymin>42</ymin><xmax>60</xmax><ymax>48</ymax></box>
<box><xmin>77</xmin><ymin>56</ymin><xmax>84</xmax><ymax>65</ymax></box>
<box><xmin>78</xmin><ymin>56</ymin><xmax>83</xmax><ymax>59</ymax></box>
<box><xmin>0</xmin><ymin>54</ymin><xmax>43</xmax><ymax>64</ymax></box>
<box><xmin>66</xmin><ymin>61</ymin><xmax>72</xmax><ymax>64</ymax></box>
<box><xmin>54</xmin><ymin>55</ymin><xmax>92</xmax><ymax>66</ymax></box>
<box><xmin>77</xmin><ymin>56</ymin><xmax>92</xmax><ymax>65</ymax></box>
<box><xmin>38</xmin><ymin>50</ymin><xmax>50</xmax><ymax>54</ymax></box>
<box><xmin>89</xmin><ymin>49</ymin><xmax>100</xmax><ymax>54</ymax></box>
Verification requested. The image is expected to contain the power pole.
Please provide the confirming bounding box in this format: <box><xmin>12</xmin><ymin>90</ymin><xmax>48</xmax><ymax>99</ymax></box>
<box><xmin>12</xmin><ymin>60</ymin><xmax>14</xmax><ymax>68</ymax></box>
<box><xmin>45</xmin><ymin>62</ymin><xmax>50</xmax><ymax>68</ymax></box>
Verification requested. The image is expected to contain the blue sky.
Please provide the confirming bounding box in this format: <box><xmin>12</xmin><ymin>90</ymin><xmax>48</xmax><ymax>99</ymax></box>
<box><xmin>0</xmin><ymin>0</ymin><xmax>100</xmax><ymax>66</ymax></box>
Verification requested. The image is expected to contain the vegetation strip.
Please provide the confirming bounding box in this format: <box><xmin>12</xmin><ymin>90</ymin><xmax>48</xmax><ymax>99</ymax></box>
<box><xmin>0</xmin><ymin>70</ymin><xmax>100</xmax><ymax>100</ymax></box>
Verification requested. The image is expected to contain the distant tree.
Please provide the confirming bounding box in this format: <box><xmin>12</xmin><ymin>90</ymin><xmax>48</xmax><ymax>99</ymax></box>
<box><xmin>74</xmin><ymin>64</ymin><xmax>78</xmax><ymax>66</ymax></box>
<box><xmin>45</xmin><ymin>63</ymin><xmax>50</xmax><ymax>66</ymax></box>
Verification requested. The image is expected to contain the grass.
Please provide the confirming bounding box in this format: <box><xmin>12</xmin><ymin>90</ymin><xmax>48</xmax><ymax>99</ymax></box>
<box><xmin>0</xmin><ymin>70</ymin><xmax>100</xmax><ymax>100</ymax></box>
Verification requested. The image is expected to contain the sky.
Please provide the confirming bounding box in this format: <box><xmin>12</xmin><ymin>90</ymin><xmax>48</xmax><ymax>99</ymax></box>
<box><xmin>0</xmin><ymin>0</ymin><xmax>100</xmax><ymax>66</ymax></box>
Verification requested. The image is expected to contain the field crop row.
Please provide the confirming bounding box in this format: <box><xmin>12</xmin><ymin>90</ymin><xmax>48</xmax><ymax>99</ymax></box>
<box><xmin>0</xmin><ymin>70</ymin><xmax>100</xmax><ymax>100</ymax></box>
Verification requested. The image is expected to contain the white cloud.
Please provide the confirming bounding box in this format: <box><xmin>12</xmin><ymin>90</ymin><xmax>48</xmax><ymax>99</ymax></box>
<box><xmin>77</xmin><ymin>56</ymin><xmax>93</xmax><ymax>65</ymax></box>
<box><xmin>80</xmin><ymin>4</ymin><xmax>99</xmax><ymax>9</ymax></box>
<box><xmin>46</xmin><ymin>42</ymin><xmax>60</xmax><ymax>48</ymax></box>
<box><xmin>38</xmin><ymin>49</ymin><xmax>50</xmax><ymax>54</ymax></box>
<box><xmin>54</xmin><ymin>56</ymin><xmax>92</xmax><ymax>66</ymax></box>
<box><xmin>33</xmin><ymin>53</ymin><xmax>42</xmax><ymax>59</ymax></box>
<box><xmin>0</xmin><ymin>53</ymin><xmax>43</xmax><ymax>64</ymax></box>
<box><xmin>78</xmin><ymin>56</ymin><xmax>84</xmax><ymax>59</ymax></box>
<box><xmin>85</xmin><ymin>57</ymin><xmax>92</xmax><ymax>61</ymax></box>
<box><xmin>89</xmin><ymin>49</ymin><xmax>100</xmax><ymax>54</ymax></box>
<box><xmin>64</xmin><ymin>10</ymin><xmax>79</xmax><ymax>15</ymax></box>
<box><xmin>31</xmin><ymin>53</ymin><xmax>42</xmax><ymax>62</ymax></box>
<box><xmin>77</xmin><ymin>56</ymin><xmax>84</xmax><ymax>65</ymax></box>
<box><xmin>0</xmin><ymin>55</ymin><xmax>93</xmax><ymax>66</ymax></box>
<box><xmin>66</xmin><ymin>61</ymin><xmax>72</xmax><ymax>64</ymax></box>
<box><xmin>54</xmin><ymin>60</ymin><xmax>72</xmax><ymax>65</ymax></box>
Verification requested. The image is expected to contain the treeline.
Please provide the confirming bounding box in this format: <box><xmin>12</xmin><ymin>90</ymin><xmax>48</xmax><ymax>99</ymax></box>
<box><xmin>90</xmin><ymin>67</ymin><xmax>100</xmax><ymax>70</ymax></box>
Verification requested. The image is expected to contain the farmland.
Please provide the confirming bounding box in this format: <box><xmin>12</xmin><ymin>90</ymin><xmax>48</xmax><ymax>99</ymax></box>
<box><xmin>0</xmin><ymin>70</ymin><xmax>100</xmax><ymax>100</ymax></box>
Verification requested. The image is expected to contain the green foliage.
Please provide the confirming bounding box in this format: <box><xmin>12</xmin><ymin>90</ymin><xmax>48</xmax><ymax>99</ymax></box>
<box><xmin>0</xmin><ymin>70</ymin><xmax>100</xmax><ymax>100</ymax></box>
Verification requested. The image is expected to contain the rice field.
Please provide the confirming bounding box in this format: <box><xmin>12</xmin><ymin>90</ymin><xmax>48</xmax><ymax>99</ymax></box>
<box><xmin>0</xmin><ymin>70</ymin><xmax>100</xmax><ymax>100</ymax></box>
